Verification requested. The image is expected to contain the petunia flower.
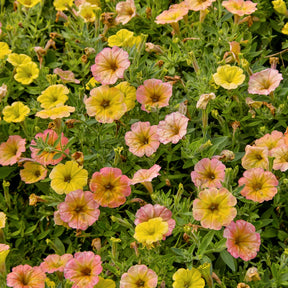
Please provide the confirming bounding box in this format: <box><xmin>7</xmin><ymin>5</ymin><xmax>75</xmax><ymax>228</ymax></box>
<box><xmin>125</xmin><ymin>121</ymin><xmax>160</xmax><ymax>157</ymax></box>
<box><xmin>17</xmin><ymin>0</ymin><xmax>41</xmax><ymax>7</ymax></box>
<box><xmin>0</xmin><ymin>244</ymin><xmax>9</xmax><ymax>275</ymax></box>
<box><xmin>193</xmin><ymin>187</ymin><xmax>237</xmax><ymax>230</ymax></box>
<box><xmin>36</xmin><ymin>105</ymin><xmax>75</xmax><ymax>119</ymax></box>
<box><xmin>95</xmin><ymin>276</ymin><xmax>116</xmax><ymax>288</ymax></box>
<box><xmin>115</xmin><ymin>81</ymin><xmax>136</xmax><ymax>112</ymax></box>
<box><xmin>222</xmin><ymin>0</ymin><xmax>257</xmax><ymax>16</ymax></box>
<box><xmin>78</xmin><ymin>2</ymin><xmax>96</xmax><ymax>22</ymax></box>
<box><xmin>155</xmin><ymin>6</ymin><xmax>189</xmax><ymax>25</ymax></box>
<box><xmin>2</xmin><ymin>101</ymin><xmax>30</xmax><ymax>123</ymax></box>
<box><xmin>0</xmin><ymin>42</ymin><xmax>12</xmax><ymax>59</ymax></box>
<box><xmin>238</xmin><ymin>168</ymin><xmax>278</xmax><ymax>203</ymax></box>
<box><xmin>40</xmin><ymin>254</ymin><xmax>73</xmax><ymax>273</ymax></box>
<box><xmin>7</xmin><ymin>53</ymin><xmax>32</xmax><ymax>67</ymax></box>
<box><xmin>115</xmin><ymin>0</ymin><xmax>136</xmax><ymax>25</ymax></box>
<box><xmin>185</xmin><ymin>0</ymin><xmax>216</xmax><ymax>11</ymax></box>
<box><xmin>54</xmin><ymin>68</ymin><xmax>80</xmax><ymax>84</ymax></box>
<box><xmin>255</xmin><ymin>130</ymin><xmax>284</xmax><ymax>156</ymax></box>
<box><xmin>20</xmin><ymin>162</ymin><xmax>47</xmax><ymax>184</ymax></box>
<box><xmin>271</xmin><ymin>144</ymin><xmax>288</xmax><ymax>171</ymax></box>
<box><xmin>53</xmin><ymin>0</ymin><xmax>73</xmax><ymax>10</ymax></box>
<box><xmin>241</xmin><ymin>145</ymin><xmax>269</xmax><ymax>170</ymax></box>
<box><xmin>14</xmin><ymin>62</ymin><xmax>39</xmax><ymax>85</ymax></box>
<box><xmin>172</xmin><ymin>268</ymin><xmax>205</xmax><ymax>288</ymax></box>
<box><xmin>107</xmin><ymin>29</ymin><xmax>134</xmax><ymax>48</ymax></box>
<box><xmin>223</xmin><ymin>220</ymin><xmax>261</xmax><ymax>261</ymax></box>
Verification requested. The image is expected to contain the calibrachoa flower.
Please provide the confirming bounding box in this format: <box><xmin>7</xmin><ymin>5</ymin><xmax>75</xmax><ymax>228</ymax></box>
<box><xmin>135</xmin><ymin>204</ymin><xmax>175</xmax><ymax>238</ymax></box>
<box><xmin>136</xmin><ymin>79</ymin><xmax>173</xmax><ymax>112</ymax></box>
<box><xmin>40</xmin><ymin>254</ymin><xmax>73</xmax><ymax>273</ymax></box>
<box><xmin>7</xmin><ymin>53</ymin><xmax>32</xmax><ymax>67</ymax></box>
<box><xmin>90</xmin><ymin>167</ymin><xmax>131</xmax><ymax>208</ymax></box>
<box><xmin>125</xmin><ymin>122</ymin><xmax>160</xmax><ymax>157</ymax></box>
<box><xmin>49</xmin><ymin>161</ymin><xmax>88</xmax><ymax>195</ymax></box>
<box><xmin>134</xmin><ymin>217</ymin><xmax>168</xmax><ymax>246</ymax></box>
<box><xmin>0</xmin><ymin>135</ymin><xmax>26</xmax><ymax>166</ymax></box>
<box><xmin>53</xmin><ymin>0</ymin><xmax>73</xmax><ymax>10</ymax></box>
<box><xmin>14</xmin><ymin>62</ymin><xmax>39</xmax><ymax>85</ymax></box>
<box><xmin>115</xmin><ymin>81</ymin><xmax>136</xmax><ymax>112</ymax></box>
<box><xmin>2</xmin><ymin>101</ymin><xmax>30</xmax><ymax>123</ymax></box>
<box><xmin>223</xmin><ymin>220</ymin><xmax>261</xmax><ymax>261</ymax></box>
<box><xmin>185</xmin><ymin>0</ymin><xmax>216</xmax><ymax>11</ymax></box>
<box><xmin>0</xmin><ymin>212</ymin><xmax>6</xmax><ymax>228</ymax></box>
<box><xmin>0</xmin><ymin>42</ymin><xmax>11</xmax><ymax>59</ymax></box>
<box><xmin>95</xmin><ymin>276</ymin><xmax>116</xmax><ymax>288</ymax></box>
<box><xmin>91</xmin><ymin>47</ymin><xmax>130</xmax><ymax>85</ymax></box>
<box><xmin>213</xmin><ymin>65</ymin><xmax>245</xmax><ymax>90</ymax></box>
<box><xmin>120</xmin><ymin>265</ymin><xmax>158</xmax><ymax>288</ymax></box>
<box><xmin>30</xmin><ymin>129</ymin><xmax>69</xmax><ymax>166</ymax></box>
<box><xmin>7</xmin><ymin>264</ymin><xmax>46</xmax><ymax>288</ymax></box>
<box><xmin>222</xmin><ymin>0</ymin><xmax>257</xmax><ymax>16</ymax></box>
<box><xmin>191</xmin><ymin>158</ymin><xmax>226</xmax><ymax>189</ymax></box>
<box><xmin>20</xmin><ymin>162</ymin><xmax>47</xmax><ymax>184</ymax></box>
<box><xmin>157</xmin><ymin>112</ymin><xmax>189</xmax><ymax>144</ymax></box>
<box><xmin>155</xmin><ymin>6</ymin><xmax>189</xmax><ymax>24</ymax></box>
<box><xmin>241</xmin><ymin>145</ymin><xmax>269</xmax><ymax>170</ymax></box>
<box><xmin>0</xmin><ymin>244</ymin><xmax>9</xmax><ymax>274</ymax></box>
<box><xmin>108</xmin><ymin>29</ymin><xmax>134</xmax><ymax>48</ymax></box>
<box><xmin>64</xmin><ymin>252</ymin><xmax>102</xmax><ymax>288</ymax></box>
<box><xmin>17</xmin><ymin>0</ymin><xmax>41</xmax><ymax>7</ymax></box>
<box><xmin>54</xmin><ymin>68</ymin><xmax>80</xmax><ymax>84</ymax></box>
<box><xmin>85</xmin><ymin>85</ymin><xmax>127</xmax><ymax>123</ymax></box>
<box><xmin>271</xmin><ymin>144</ymin><xmax>288</xmax><ymax>171</ymax></box>
<box><xmin>172</xmin><ymin>268</ymin><xmax>205</xmax><ymax>288</ymax></box>
<box><xmin>58</xmin><ymin>190</ymin><xmax>100</xmax><ymax>230</ymax></box>
<box><xmin>36</xmin><ymin>105</ymin><xmax>75</xmax><ymax>119</ymax></box>
<box><xmin>115</xmin><ymin>0</ymin><xmax>136</xmax><ymax>25</ymax></box>
<box><xmin>248</xmin><ymin>68</ymin><xmax>283</xmax><ymax>95</ymax></box>
<box><xmin>238</xmin><ymin>168</ymin><xmax>278</xmax><ymax>203</ymax></box>
<box><xmin>193</xmin><ymin>187</ymin><xmax>237</xmax><ymax>230</ymax></box>
<box><xmin>255</xmin><ymin>130</ymin><xmax>284</xmax><ymax>156</ymax></box>
<box><xmin>78</xmin><ymin>3</ymin><xmax>96</xmax><ymax>22</ymax></box>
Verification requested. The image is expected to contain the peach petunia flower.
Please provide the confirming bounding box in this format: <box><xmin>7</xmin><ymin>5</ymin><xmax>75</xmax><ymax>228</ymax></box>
<box><xmin>157</xmin><ymin>112</ymin><xmax>189</xmax><ymax>144</ymax></box>
<box><xmin>191</xmin><ymin>158</ymin><xmax>226</xmax><ymax>189</ymax></box>
<box><xmin>64</xmin><ymin>251</ymin><xmax>102</xmax><ymax>288</ymax></box>
<box><xmin>0</xmin><ymin>135</ymin><xmax>26</xmax><ymax>166</ymax></box>
<box><xmin>222</xmin><ymin>0</ymin><xmax>257</xmax><ymax>16</ymax></box>
<box><xmin>185</xmin><ymin>0</ymin><xmax>216</xmax><ymax>11</ymax></box>
<box><xmin>255</xmin><ymin>130</ymin><xmax>284</xmax><ymax>156</ymax></box>
<box><xmin>40</xmin><ymin>254</ymin><xmax>73</xmax><ymax>273</ymax></box>
<box><xmin>90</xmin><ymin>167</ymin><xmax>131</xmax><ymax>208</ymax></box>
<box><xmin>30</xmin><ymin>129</ymin><xmax>69</xmax><ymax>166</ymax></box>
<box><xmin>36</xmin><ymin>105</ymin><xmax>75</xmax><ymax>119</ymax></box>
<box><xmin>58</xmin><ymin>190</ymin><xmax>100</xmax><ymax>230</ymax></box>
<box><xmin>248</xmin><ymin>69</ymin><xmax>283</xmax><ymax>95</ymax></box>
<box><xmin>115</xmin><ymin>0</ymin><xmax>136</xmax><ymax>25</ymax></box>
<box><xmin>20</xmin><ymin>162</ymin><xmax>47</xmax><ymax>184</ymax></box>
<box><xmin>7</xmin><ymin>264</ymin><xmax>46</xmax><ymax>288</ymax></box>
<box><xmin>135</xmin><ymin>204</ymin><xmax>175</xmax><ymax>238</ymax></box>
<box><xmin>271</xmin><ymin>144</ymin><xmax>288</xmax><ymax>171</ymax></box>
<box><xmin>125</xmin><ymin>122</ymin><xmax>160</xmax><ymax>157</ymax></box>
<box><xmin>238</xmin><ymin>168</ymin><xmax>278</xmax><ymax>203</ymax></box>
<box><xmin>54</xmin><ymin>68</ymin><xmax>80</xmax><ymax>84</ymax></box>
<box><xmin>91</xmin><ymin>47</ymin><xmax>130</xmax><ymax>85</ymax></box>
<box><xmin>155</xmin><ymin>6</ymin><xmax>189</xmax><ymax>24</ymax></box>
<box><xmin>223</xmin><ymin>220</ymin><xmax>261</xmax><ymax>261</ymax></box>
<box><xmin>85</xmin><ymin>85</ymin><xmax>127</xmax><ymax>123</ymax></box>
<box><xmin>120</xmin><ymin>265</ymin><xmax>158</xmax><ymax>288</ymax></box>
<box><xmin>136</xmin><ymin>79</ymin><xmax>173</xmax><ymax>113</ymax></box>
<box><xmin>241</xmin><ymin>145</ymin><xmax>269</xmax><ymax>170</ymax></box>
<box><xmin>193</xmin><ymin>187</ymin><xmax>237</xmax><ymax>230</ymax></box>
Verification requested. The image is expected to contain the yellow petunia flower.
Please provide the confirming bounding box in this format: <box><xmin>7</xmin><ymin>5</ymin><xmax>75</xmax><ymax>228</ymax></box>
<box><xmin>7</xmin><ymin>53</ymin><xmax>32</xmax><ymax>67</ymax></box>
<box><xmin>0</xmin><ymin>212</ymin><xmax>6</xmax><ymax>229</ymax></box>
<box><xmin>85</xmin><ymin>77</ymin><xmax>99</xmax><ymax>90</ymax></box>
<box><xmin>107</xmin><ymin>29</ymin><xmax>134</xmax><ymax>47</ymax></box>
<box><xmin>2</xmin><ymin>101</ymin><xmax>30</xmax><ymax>123</ymax></box>
<box><xmin>272</xmin><ymin>0</ymin><xmax>288</xmax><ymax>15</ymax></box>
<box><xmin>53</xmin><ymin>0</ymin><xmax>73</xmax><ymax>11</ymax></box>
<box><xmin>0</xmin><ymin>42</ymin><xmax>12</xmax><ymax>60</ymax></box>
<box><xmin>282</xmin><ymin>22</ymin><xmax>288</xmax><ymax>35</ymax></box>
<box><xmin>79</xmin><ymin>2</ymin><xmax>96</xmax><ymax>22</ymax></box>
<box><xmin>20</xmin><ymin>162</ymin><xmax>47</xmax><ymax>184</ymax></box>
<box><xmin>115</xmin><ymin>81</ymin><xmax>136</xmax><ymax>112</ymax></box>
<box><xmin>14</xmin><ymin>62</ymin><xmax>39</xmax><ymax>85</ymax></box>
<box><xmin>172</xmin><ymin>268</ymin><xmax>205</xmax><ymax>288</ymax></box>
<box><xmin>36</xmin><ymin>105</ymin><xmax>75</xmax><ymax>120</ymax></box>
<box><xmin>17</xmin><ymin>0</ymin><xmax>41</xmax><ymax>7</ymax></box>
<box><xmin>95</xmin><ymin>276</ymin><xmax>116</xmax><ymax>288</ymax></box>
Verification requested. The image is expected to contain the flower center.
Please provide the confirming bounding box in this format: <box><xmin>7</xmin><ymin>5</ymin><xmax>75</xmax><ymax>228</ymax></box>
<box><xmin>184</xmin><ymin>282</ymin><xmax>191</xmax><ymax>288</ymax></box>
<box><xmin>141</xmin><ymin>136</ymin><xmax>149</xmax><ymax>145</ymax></box>
<box><xmin>20</xmin><ymin>274</ymin><xmax>30</xmax><ymax>285</ymax></box>
<box><xmin>209</xmin><ymin>203</ymin><xmax>219</xmax><ymax>211</ymax></box>
<box><xmin>81</xmin><ymin>267</ymin><xmax>91</xmax><ymax>276</ymax></box>
<box><xmin>64</xmin><ymin>175</ymin><xmax>72</xmax><ymax>183</ymax></box>
<box><xmin>151</xmin><ymin>94</ymin><xmax>160</xmax><ymax>102</ymax></box>
<box><xmin>75</xmin><ymin>205</ymin><xmax>84</xmax><ymax>212</ymax></box>
<box><xmin>34</xmin><ymin>170</ymin><xmax>41</xmax><ymax>177</ymax></box>
<box><xmin>253</xmin><ymin>183</ymin><xmax>262</xmax><ymax>191</ymax></box>
<box><xmin>101</xmin><ymin>100</ymin><xmax>110</xmax><ymax>108</ymax></box>
<box><xmin>110</xmin><ymin>61</ymin><xmax>118</xmax><ymax>71</ymax></box>
<box><xmin>105</xmin><ymin>183</ymin><xmax>114</xmax><ymax>190</ymax></box>
<box><xmin>207</xmin><ymin>172</ymin><xmax>215</xmax><ymax>180</ymax></box>
<box><xmin>255</xmin><ymin>154</ymin><xmax>263</xmax><ymax>160</ymax></box>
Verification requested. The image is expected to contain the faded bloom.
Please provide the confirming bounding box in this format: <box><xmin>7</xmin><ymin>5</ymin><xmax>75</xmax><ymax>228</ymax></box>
<box><xmin>14</xmin><ymin>62</ymin><xmax>39</xmax><ymax>85</ymax></box>
<box><xmin>64</xmin><ymin>252</ymin><xmax>102</xmax><ymax>288</ymax></box>
<box><xmin>7</xmin><ymin>53</ymin><xmax>32</xmax><ymax>67</ymax></box>
<box><xmin>157</xmin><ymin>112</ymin><xmax>189</xmax><ymax>144</ymax></box>
<box><xmin>53</xmin><ymin>68</ymin><xmax>80</xmax><ymax>84</ymax></box>
<box><xmin>193</xmin><ymin>187</ymin><xmax>237</xmax><ymax>230</ymax></box>
<box><xmin>271</xmin><ymin>145</ymin><xmax>288</xmax><ymax>171</ymax></box>
<box><xmin>115</xmin><ymin>0</ymin><xmax>136</xmax><ymax>25</ymax></box>
<box><xmin>255</xmin><ymin>130</ymin><xmax>284</xmax><ymax>156</ymax></box>
<box><xmin>115</xmin><ymin>81</ymin><xmax>136</xmax><ymax>112</ymax></box>
<box><xmin>213</xmin><ymin>65</ymin><xmax>245</xmax><ymax>90</ymax></box>
<box><xmin>222</xmin><ymin>0</ymin><xmax>257</xmax><ymax>16</ymax></box>
<box><xmin>125</xmin><ymin>121</ymin><xmax>160</xmax><ymax>157</ymax></box>
<box><xmin>136</xmin><ymin>79</ymin><xmax>173</xmax><ymax>112</ymax></box>
<box><xmin>0</xmin><ymin>83</ymin><xmax>8</xmax><ymax>101</ymax></box>
<box><xmin>2</xmin><ymin>101</ymin><xmax>30</xmax><ymax>123</ymax></box>
<box><xmin>196</xmin><ymin>93</ymin><xmax>216</xmax><ymax>109</ymax></box>
<box><xmin>0</xmin><ymin>135</ymin><xmax>26</xmax><ymax>166</ymax></box>
<box><xmin>20</xmin><ymin>162</ymin><xmax>47</xmax><ymax>184</ymax></box>
<box><xmin>172</xmin><ymin>268</ymin><xmax>205</xmax><ymax>288</ymax></box>
<box><xmin>185</xmin><ymin>0</ymin><xmax>216</xmax><ymax>11</ymax></box>
<box><xmin>155</xmin><ymin>7</ymin><xmax>189</xmax><ymax>24</ymax></box>
<box><xmin>120</xmin><ymin>265</ymin><xmax>158</xmax><ymax>288</ymax></box>
<box><xmin>191</xmin><ymin>158</ymin><xmax>226</xmax><ymax>189</ymax></box>
<box><xmin>238</xmin><ymin>168</ymin><xmax>278</xmax><ymax>203</ymax></box>
<box><xmin>248</xmin><ymin>68</ymin><xmax>283</xmax><ymax>95</ymax></box>
<box><xmin>0</xmin><ymin>42</ymin><xmax>12</xmax><ymax>59</ymax></box>
<box><xmin>40</xmin><ymin>254</ymin><xmax>73</xmax><ymax>273</ymax></box>
<box><xmin>241</xmin><ymin>145</ymin><xmax>269</xmax><ymax>170</ymax></box>
<box><xmin>223</xmin><ymin>220</ymin><xmax>261</xmax><ymax>261</ymax></box>
<box><xmin>91</xmin><ymin>46</ymin><xmax>130</xmax><ymax>85</ymax></box>
<box><xmin>90</xmin><ymin>167</ymin><xmax>131</xmax><ymax>208</ymax></box>
<box><xmin>244</xmin><ymin>267</ymin><xmax>261</xmax><ymax>282</ymax></box>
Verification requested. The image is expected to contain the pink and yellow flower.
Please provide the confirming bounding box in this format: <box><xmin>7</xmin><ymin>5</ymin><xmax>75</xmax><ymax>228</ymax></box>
<box><xmin>30</xmin><ymin>129</ymin><xmax>69</xmax><ymax>166</ymax></box>
<box><xmin>54</xmin><ymin>68</ymin><xmax>80</xmax><ymax>84</ymax></box>
<box><xmin>157</xmin><ymin>112</ymin><xmax>189</xmax><ymax>144</ymax></box>
<box><xmin>191</xmin><ymin>158</ymin><xmax>226</xmax><ymax>189</ymax></box>
<box><xmin>64</xmin><ymin>251</ymin><xmax>102</xmax><ymax>288</ymax></box>
<box><xmin>125</xmin><ymin>122</ymin><xmax>160</xmax><ymax>157</ymax></box>
<box><xmin>90</xmin><ymin>167</ymin><xmax>131</xmax><ymax>208</ymax></box>
<box><xmin>238</xmin><ymin>168</ymin><xmax>278</xmax><ymax>203</ymax></box>
<box><xmin>40</xmin><ymin>254</ymin><xmax>73</xmax><ymax>273</ymax></box>
<box><xmin>91</xmin><ymin>47</ymin><xmax>130</xmax><ymax>85</ymax></box>
<box><xmin>136</xmin><ymin>79</ymin><xmax>173</xmax><ymax>113</ymax></box>
<box><xmin>248</xmin><ymin>68</ymin><xmax>283</xmax><ymax>95</ymax></box>
<box><xmin>155</xmin><ymin>6</ymin><xmax>189</xmax><ymax>24</ymax></box>
<box><xmin>271</xmin><ymin>144</ymin><xmax>288</xmax><ymax>171</ymax></box>
<box><xmin>58</xmin><ymin>189</ymin><xmax>100</xmax><ymax>230</ymax></box>
<box><xmin>255</xmin><ymin>130</ymin><xmax>284</xmax><ymax>156</ymax></box>
<box><xmin>0</xmin><ymin>135</ymin><xmax>26</xmax><ymax>166</ymax></box>
<box><xmin>185</xmin><ymin>0</ymin><xmax>216</xmax><ymax>11</ymax></box>
<box><xmin>120</xmin><ymin>264</ymin><xmax>158</xmax><ymax>288</ymax></box>
<box><xmin>241</xmin><ymin>145</ymin><xmax>269</xmax><ymax>170</ymax></box>
<box><xmin>115</xmin><ymin>0</ymin><xmax>136</xmax><ymax>25</ymax></box>
<box><xmin>7</xmin><ymin>264</ymin><xmax>46</xmax><ymax>288</ymax></box>
<box><xmin>223</xmin><ymin>220</ymin><xmax>261</xmax><ymax>261</ymax></box>
<box><xmin>193</xmin><ymin>187</ymin><xmax>237</xmax><ymax>230</ymax></box>
<box><xmin>222</xmin><ymin>0</ymin><xmax>257</xmax><ymax>16</ymax></box>
<box><xmin>20</xmin><ymin>162</ymin><xmax>47</xmax><ymax>184</ymax></box>
<box><xmin>35</xmin><ymin>105</ymin><xmax>75</xmax><ymax>119</ymax></box>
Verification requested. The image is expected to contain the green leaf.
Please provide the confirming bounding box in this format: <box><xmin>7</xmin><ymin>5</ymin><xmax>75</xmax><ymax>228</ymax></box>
<box><xmin>220</xmin><ymin>250</ymin><xmax>236</xmax><ymax>272</ymax></box>
<box><xmin>197</xmin><ymin>231</ymin><xmax>215</xmax><ymax>255</ymax></box>
<box><xmin>0</xmin><ymin>167</ymin><xmax>17</xmax><ymax>179</ymax></box>
<box><xmin>25</xmin><ymin>224</ymin><xmax>38</xmax><ymax>235</ymax></box>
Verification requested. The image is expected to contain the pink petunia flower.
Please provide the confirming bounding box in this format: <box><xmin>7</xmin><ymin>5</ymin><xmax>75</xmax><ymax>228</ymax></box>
<box><xmin>157</xmin><ymin>112</ymin><xmax>189</xmax><ymax>144</ymax></box>
<box><xmin>271</xmin><ymin>144</ymin><xmax>288</xmax><ymax>171</ymax></box>
<box><xmin>58</xmin><ymin>190</ymin><xmax>100</xmax><ymax>230</ymax></box>
<box><xmin>0</xmin><ymin>135</ymin><xmax>26</xmax><ymax>166</ymax></box>
<box><xmin>136</xmin><ymin>79</ymin><xmax>172</xmax><ymax>113</ymax></box>
<box><xmin>135</xmin><ymin>204</ymin><xmax>175</xmax><ymax>238</ymax></box>
<box><xmin>54</xmin><ymin>68</ymin><xmax>80</xmax><ymax>84</ymax></box>
<box><xmin>222</xmin><ymin>0</ymin><xmax>257</xmax><ymax>16</ymax></box>
<box><xmin>185</xmin><ymin>0</ymin><xmax>216</xmax><ymax>11</ymax></box>
<box><xmin>64</xmin><ymin>251</ymin><xmax>102</xmax><ymax>288</ymax></box>
<box><xmin>238</xmin><ymin>168</ymin><xmax>278</xmax><ymax>203</ymax></box>
<box><xmin>255</xmin><ymin>130</ymin><xmax>284</xmax><ymax>156</ymax></box>
<box><xmin>115</xmin><ymin>0</ymin><xmax>136</xmax><ymax>25</ymax></box>
<box><xmin>91</xmin><ymin>47</ymin><xmax>130</xmax><ymax>85</ymax></box>
<box><xmin>40</xmin><ymin>254</ymin><xmax>73</xmax><ymax>273</ymax></box>
<box><xmin>7</xmin><ymin>264</ymin><xmax>46</xmax><ymax>288</ymax></box>
<box><xmin>223</xmin><ymin>220</ymin><xmax>261</xmax><ymax>261</ymax></box>
<box><xmin>248</xmin><ymin>68</ymin><xmax>283</xmax><ymax>95</ymax></box>
<box><xmin>125</xmin><ymin>122</ymin><xmax>160</xmax><ymax>157</ymax></box>
<box><xmin>90</xmin><ymin>167</ymin><xmax>131</xmax><ymax>208</ymax></box>
<box><xmin>191</xmin><ymin>158</ymin><xmax>226</xmax><ymax>189</ymax></box>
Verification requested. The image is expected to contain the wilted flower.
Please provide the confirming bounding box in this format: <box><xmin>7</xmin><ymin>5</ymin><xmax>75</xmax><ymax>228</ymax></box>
<box><xmin>0</xmin><ymin>42</ymin><xmax>12</xmax><ymax>59</ymax></box>
<box><xmin>255</xmin><ymin>130</ymin><xmax>284</xmax><ymax>156</ymax></box>
<box><xmin>14</xmin><ymin>62</ymin><xmax>39</xmax><ymax>85</ymax></box>
<box><xmin>0</xmin><ymin>244</ymin><xmax>9</xmax><ymax>275</ymax></box>
<box><xmin>241</xmin><ymin>145</ymin><xmax>269</xmax><ymax>170</ymax></box>
<box><xmin>196</xmin><ymin>93</ymin><xmax>216</xmax><ymax>109</ymax></box>
<box><xmin>20</xmin><ymin>162</ymin><xmax>47</xmax><ymax>184</ymax></box>
<box><xmin>172</xmin><ymin>268</ymin><xmax>205</xmax><ymax>288</ymax></box>
<box><xmin>244</xmin><ymin>267</ymin><xmax>261</xmax><ymax>282</ymax></box>
<box><xmin>222</xmin><ymin>0</ymin><xmax>257</xmax><ymax>16</ymax></box>
<box><xmin>53</xmin><ymin>68</ymin><xmax>80</xmax><ymax>84</ymax></box>
<box><xmin>0</xmin><ymin>83</ymin><xmax>7</xmax><ymax>101</ymax></box>
<box><xmin>185</xmin><ymin>0</ymin><xmax>216</xmax><ymax>11</ymax></box>
<box><xmin>0</xmin><ymin>212</ymin><xmax>6</xmax><ymax>229</ymax></box>
<box><xmin>40</xmin><ymin>254</ymin><xmax>73</xmax><ymax>273</ymax></box>
<box><xmin>2</xmin><ymin>101</ymin><xmax>30</xmax><ymax>123</ymax></box>
<box><xmin>115</xmin><ymin>0</ymin><xmax>136</xmax><ymax>25</ymax></box>
<box><xmin>271</xmin><ymin>144</ymin><xmax>288</xmax><ymax>171</ymax></box>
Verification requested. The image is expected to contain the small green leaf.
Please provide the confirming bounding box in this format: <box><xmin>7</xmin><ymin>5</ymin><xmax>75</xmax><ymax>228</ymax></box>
<box><xmin>220</xmin><ymin>250</ymin><xmax>236</xmax><ymax>272</ymax></box>
<box><xmin>197</xmin><ymin>231</ymin><xmax>215</xmax><ymax>255</ymax></box>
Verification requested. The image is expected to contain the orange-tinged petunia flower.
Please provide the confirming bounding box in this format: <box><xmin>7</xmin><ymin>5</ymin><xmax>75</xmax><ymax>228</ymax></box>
<box><xmin>40</xmin><ymin>254</ymin><xmax>73</xmax><ymax>273</ymax></box>
<box><xmin>222</xmin><ymin>0</ymin><xmax>257</xmax><ymax>16</ymax></box>
<box><xmin>255</xmin><ymin>130</ymin><xmax>284</xmax><ymax>156</ymax></box>
<box><xmin>20</xmin><ymin>162</ymin><xmax>47</xmax><ymax>184</ymax></box>
<box><xmin>115</xmin><ymin>0</ymin><xmax>136</xmax><ymax>25</ymax></box>
<box><xmin>155</xmin><ymin>6</ymin><xmax>189</xmax><ymax>24</ymax></box>
<box><xmin>271</xmin><ymin>144</ymin><xmax>288</xmax><ymax>171</ymax></box>
<box><xmin>185</xmin><ymin>0</ymin><xmax>216</xmax><ymax>11</ymax></box>
<box><xmin>241</xmin><ymin>145</ymin><xmax>269</xmax><ymax>170</ymax></box>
